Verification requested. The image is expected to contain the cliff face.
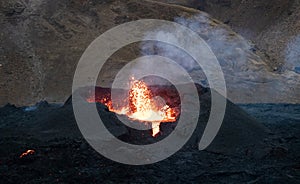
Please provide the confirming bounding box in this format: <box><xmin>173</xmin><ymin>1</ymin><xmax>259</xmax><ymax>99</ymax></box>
<box><xmin>0</xmin><ymin>0</ymin><xmax>299</xmax><ymax>106</ymax></box>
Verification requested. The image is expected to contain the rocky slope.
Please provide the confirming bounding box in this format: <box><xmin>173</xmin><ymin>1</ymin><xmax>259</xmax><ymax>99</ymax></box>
<box><xmin>159</xmin><ymin>0</ymin><xmax>300</xmax><ymax>72</ymax></box>
<box><xmin>0</xmin><ymin>0</ymin><xmax>299</xmax><ymax>106</ymax></box>
<box><xmin>203</xmin><ymin>0</ymin><xmax>300</xmax><ymax>73</ymax></box>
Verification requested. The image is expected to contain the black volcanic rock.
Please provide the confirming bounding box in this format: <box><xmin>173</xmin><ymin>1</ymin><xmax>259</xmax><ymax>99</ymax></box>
<box><xmin>1</xmin><ymin>88</ymin><xmax>299</xmax><ymax>183</ymax></box>
<box><xmin>64</xmin><ymin>84</ymin><xmax>268</xmax><ymax>155</ymax></box>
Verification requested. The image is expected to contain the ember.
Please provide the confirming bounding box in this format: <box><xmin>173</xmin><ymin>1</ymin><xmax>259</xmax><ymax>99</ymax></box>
<box><xmin>20</xmin><ymin>149</ymin><xmax>35</xmax><ymax>158</ymax></box>
<box><xmin>88</xmin><ymin>78</ymin><xmax>179</xmax><ymax>136</ymax></box>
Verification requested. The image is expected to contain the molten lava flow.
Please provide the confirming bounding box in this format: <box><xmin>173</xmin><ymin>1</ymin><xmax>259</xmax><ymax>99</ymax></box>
<box><xmin>127</xmin><ymin>80</ymin><xmax>177</xmax><ymax>136</ymax></box>
<box><xmin>20</xmin><ymin>149</ymin><xmax>35</xmax><ymax>158</ymax></box>
<box><xmin>129</xmin><ymin>80</ymin><xmax>166</xmax><ymax>122</ymax></box>
<box><xmin>88</xmin><ymin>78</ymin><xmax>178</xmax><ymax>137</ymax></box>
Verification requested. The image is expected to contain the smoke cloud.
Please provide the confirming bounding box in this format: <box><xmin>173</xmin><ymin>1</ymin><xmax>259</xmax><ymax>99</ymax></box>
<box><xmin>285</xmin><ymin>35</ymin><xmax>300</xmax><ymax>74</ymax></box>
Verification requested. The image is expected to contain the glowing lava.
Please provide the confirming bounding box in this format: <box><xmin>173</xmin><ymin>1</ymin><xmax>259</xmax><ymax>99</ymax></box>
<box><xmin>20</xmin><ymin>149</ymin><xmax>35</xmax><ymax>158</ymax></box>
<box><xmin>87</xmin><ymin>78</ymin><xmax>178</xmax><ymax>136</ymax></box>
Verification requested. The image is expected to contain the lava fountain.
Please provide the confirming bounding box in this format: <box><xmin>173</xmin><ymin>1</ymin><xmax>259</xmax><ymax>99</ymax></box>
<box><xmin>87</xmin><ymin>78</ymin><xmax>179</xmax><ymax>136</ymax></box>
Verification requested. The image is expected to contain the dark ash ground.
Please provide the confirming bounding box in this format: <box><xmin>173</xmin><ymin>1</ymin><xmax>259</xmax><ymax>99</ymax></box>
<box><xmin>0</xmin><ymin>102</ymin><xmax>299</xmax><ymax>184</ymax></box>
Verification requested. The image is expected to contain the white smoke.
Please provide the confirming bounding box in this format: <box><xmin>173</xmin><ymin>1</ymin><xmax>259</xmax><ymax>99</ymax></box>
<box><xmin>138</xmin><ymin>13</ymin><xmax>258</xmax><ymax>88</ymax></box>
<box><xmin>285</xmin><ymin>35</ymin><xmax>300</xmax><ymax>74</ymax></box>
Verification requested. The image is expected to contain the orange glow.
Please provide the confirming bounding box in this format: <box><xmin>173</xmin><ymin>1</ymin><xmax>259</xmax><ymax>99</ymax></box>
<box><xmin>20</xmin><ymin>149</ymin><xmax>35</xmax><ymax>158</ymax></box>
<box><xmin>87</xmin><ymin>78</ymin><xmax>179</xmax><ymax>136</ymax></box>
